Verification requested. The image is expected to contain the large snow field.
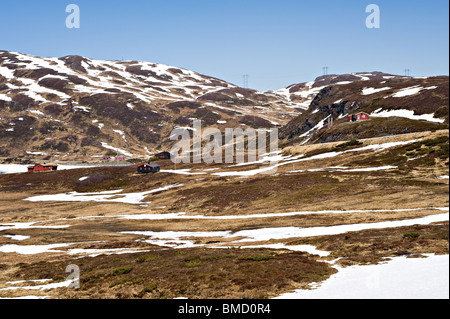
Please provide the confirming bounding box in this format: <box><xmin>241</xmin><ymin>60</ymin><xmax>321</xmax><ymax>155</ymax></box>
<box><xmin>274</xmin><ymin>254</ymin><xmax>449</xmax><ymax>299</ymax></box>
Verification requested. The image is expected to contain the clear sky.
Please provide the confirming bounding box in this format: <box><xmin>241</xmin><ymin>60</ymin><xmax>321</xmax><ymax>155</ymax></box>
<box><xmin>0</xmin><ymin>0</ymin><xmax>448</xmax><ymax>91</ymax></box>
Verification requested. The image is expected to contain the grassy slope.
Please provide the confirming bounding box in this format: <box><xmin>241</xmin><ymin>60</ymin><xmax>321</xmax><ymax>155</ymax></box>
<box><xmin>313</xmin><ymin>117</ymin><xmax>448</xmax><ymax>144</ymax></box>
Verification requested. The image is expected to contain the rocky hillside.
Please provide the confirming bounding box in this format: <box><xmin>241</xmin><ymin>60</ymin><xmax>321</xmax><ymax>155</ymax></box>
<box><xmin>1</xmin><ymin>51</ymin><xmax>448</xmax><ymax>161</ymax></box>
<box><xmin>279</xmin><ymin>74</ymin><xmax>449</xmax><ymax>145</ymax></box>
<box><xmin>0</xmin><ymin>51</ymin><xmax>304</xmax><ymax>162</ymax></box>
<box><xmin>270</xmin><ymin>72</ymin><xmax>395</xmax><ymax>109</ymax></box>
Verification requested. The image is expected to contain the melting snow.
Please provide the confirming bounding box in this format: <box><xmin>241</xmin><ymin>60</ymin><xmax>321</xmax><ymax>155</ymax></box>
<box><xmin>27</xmin><ymin>110</ymin><xmax>45</xmax><ymax>116</ymax></box>
<box><xmin>274</xmin><ymin>254</ymin><xmax>449</xmax><ymax>299</ymax></box>
<box><xmin>0</xmin><ymin>164</ymin><xmax>30</xmax><ymax>175</ymax></box>
<box><xmin>299</xmin><ymin>115</ymin><xmax>331</xmax><ymax>138</ymax></box>
<box><xmin>122</xmin><ymin>212</ymin><xmax>448</xmax><ymax>249</ymax></box>
<box><xmin>232</xmin><ymin>213</ymin><xmax>448</xmax><ymax>242</ymax></box>
<box><xmin>160</xmin><ymin>169</ymin><xmax>205</xmax><ymax>175</ymax></box>
<box><xmin>73</xmin><ymin>106</ymin><xmax>91</xmax><ymax>113</ymax></box>
<box><xmin>100</xmin><ymin>142</ymin><xmax>133</xmax><ymax>157</ymax></box>
<box><xmin>24</xmin><ymin>184</ymin><xmax>183</xmax><ymax>205</ymax></box>
<box><xmin>0</xmin><ymin>93</ymin><xmax>12</xmax><ymax>101</ymax></box>
<box><xmin>391</xmin><ymin>86</ymin><xmax>437</xmax><ymax>98</ymax></box>
<box><xmin>26</xmin><ymin>151</ymin><xmax>47</xmax><ymax>156</ymax></box>
<box><xmin>113</xmin><ymin>130</ymin><xmax>127</xmax><ymax>142</ymax></box>
<box><xmin>0</xmin><ymin>243</ymin><xmax>73</xmax><ymax>255</ymax></box>
<box><xmin>0</xmin><ymin>279</ymin><xmax>74</xmax><ymax>291</ymax></box>
<box><xmin>0</xmin><ymin>65</ymin><xmax>15</xmax><ymax>79</ymax></box>
<box><xmin>0</xmin><ymin>220</ymin><xmax>71</xmax><ymax>232</ymax></box>
<box><xmin>371</xmin><ymin>108</ymin><xmax>444</xmax><ymax>123</ymax></box>
<box><xmin>361</xmin><ymin>87</ymin><xmax>391</xmax><ymax>95</ymax></box>
<box><xmin>212</xmin><ymin>139</ymin><xmax>420</xmax><ymax>178</ymax></box>
<box><xmin>288</xmin><ymin>166</ymin><xmax>398</xmax><ymax>173</ymax></box>
<box><xmin>117</xmin><ymin>207</ymin><xmax>445</xmax><ymax>221</ymax></box>
<box><xmin>3</xmin><ymin>235</ymin><xmax>30</xmax><ymax>241</ymax></box>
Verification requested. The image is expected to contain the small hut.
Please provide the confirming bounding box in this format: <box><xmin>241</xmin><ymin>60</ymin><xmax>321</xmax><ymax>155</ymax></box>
<box><xmin>28</xmin><ymin>163</ymin><xmax>58</xmax><ymax>172</ymax></box>
<box><xmin>137</xmin><ymin>163</ymin><xmax>160</xmax><ymax>174</ymax></box>
<box><xmin>348</xmin><ymin>112</ymin><xmax>370</xmax><ymax>122</ymax></box>
<box><xmin>155</xmin><ymin>152</ymin><xmax>171</xmax><ymax>160</ymax></box>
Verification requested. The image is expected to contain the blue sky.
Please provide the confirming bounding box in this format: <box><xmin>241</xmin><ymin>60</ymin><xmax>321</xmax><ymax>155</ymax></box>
<box><xmin>0</xmin><ymin>0</ymin><xmax>448</xmax><ymax>91</ymax></box>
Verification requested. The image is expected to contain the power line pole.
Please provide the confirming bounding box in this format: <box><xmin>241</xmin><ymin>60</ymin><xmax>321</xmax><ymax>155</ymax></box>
<box><xmin>323</xmin><ymin>66</ymin><xmax>329</xmax><ymax>76</ymax></box>
<box><xmin>243</xmin><ymin>74</ymin><xmax>249</xmax><ymax>88</ymax></box>
<box><xmin>404</xmin><ymin>69</ymin><xmax>410</xmax><ymax>77</ymax></box>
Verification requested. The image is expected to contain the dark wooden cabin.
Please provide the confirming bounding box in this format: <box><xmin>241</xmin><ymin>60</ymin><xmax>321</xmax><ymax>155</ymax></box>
<box><xmin>155</xmin><ymin>152</ymin><xmax>171</xmax><ymax>160</ymax></box>
<box><xmin>137</xmin><ymin>163</ymin><xmax>161</xmax><ymax>174</ymax></box>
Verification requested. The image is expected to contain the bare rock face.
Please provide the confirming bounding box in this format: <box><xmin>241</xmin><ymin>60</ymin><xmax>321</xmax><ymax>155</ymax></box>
<box><xmin>60</xmin><ymin>55</ymin><xmax>90</xmax><ymax>73</ymax></box>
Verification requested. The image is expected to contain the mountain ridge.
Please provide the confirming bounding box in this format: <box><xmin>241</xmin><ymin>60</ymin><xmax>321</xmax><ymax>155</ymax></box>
<box><xmin>279</xmin><ymin>74</ymin><xmax>449</xmax><ymax>145</ymax></box>
<box><xmin>1</xmin><ymin>50</ymin><xmax>448</xmax><ymax>162</ymax></box>
<box><xmin>0</xmin><ymin>50</ymin><xmax>300</xmax><ymax>161</ymax></box>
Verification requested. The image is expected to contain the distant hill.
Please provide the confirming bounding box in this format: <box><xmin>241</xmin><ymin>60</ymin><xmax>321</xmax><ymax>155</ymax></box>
<box><xmin>279</xmin><ymin>74</ymin><xmax>449</xmax><ymax>145</ymax></box>
<box><xmin>0</xmin><ymin>51</ymin><xmax>303</xmax><ymax>161</ymax></box>
<box><xmin>1</xmin><ymin>51</ymin><xmax>448</xmax><ymax>162</ymax></box>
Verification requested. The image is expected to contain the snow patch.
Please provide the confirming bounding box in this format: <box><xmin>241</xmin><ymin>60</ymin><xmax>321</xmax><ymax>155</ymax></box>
<box><xmin>113</xmin><ymin>130</ymin><xmax>127</xmax><ymax>142</ymax></box>
<box><xmin>24</xmin><ymin>184</ymin><xmax>183</xmax><ymax>205</ymax></box>
<box><xmin>371</xmin><ymin>108</ymin><xmax>444</xmax><ymax>123</ymax></box>
<box><xmin>361</xmin><ymin>87</ymin><xmax>391</xmax><ymax>95</ymax></box>
<box><xmin>3</xmin><ymin>235</ymin><xmax>30</xmax><ymax>241</ymax></box>
<box><xmin>391</xmin><ymin>86</ymin><xmax>437</xmax><ymax>98</ymax></box>
<box><xmin>100</xmin><ymin>142</ymin><xmax>133</xmax><ymax>157</ymax></box>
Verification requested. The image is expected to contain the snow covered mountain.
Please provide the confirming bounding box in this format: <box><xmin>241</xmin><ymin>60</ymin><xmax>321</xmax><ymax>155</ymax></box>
<box><xmin>279</xmin><ymin>74</ymin><xmax>449</xmax><ymax>145</ymax></box>
<box><xmin>0</xmin><ymin>51</ymin><xmax>303</xmax><ymax>161</ymax></box>
<box><xmin>270</xmin><ymin>72</ymin><xmax>398</xmax><ymax>110</ymax></box>
<box><xmin>1</xmin><ymin>50</ymin><xmax>448</xmax><ymax>161</ymax></box>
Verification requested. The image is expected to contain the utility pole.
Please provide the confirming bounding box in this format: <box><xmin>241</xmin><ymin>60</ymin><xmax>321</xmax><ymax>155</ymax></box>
<box><xmin>323</xmin><ymin>66</ymin><xmax>329</xmax><ymax>76</ymax></box>
<box><xmin>404</xmin><ymin>69</ymin><xmax>410</xmax><ymax>77</ymax></box>
<box><xmin>243</xmin><ymin>74</ymin><xmax>249</xmax><ymax>88</ymax></box>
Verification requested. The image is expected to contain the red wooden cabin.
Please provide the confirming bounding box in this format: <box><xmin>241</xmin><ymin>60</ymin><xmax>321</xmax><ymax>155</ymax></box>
<box><xmin>28</xmin><ymin>164</ymin><xmax>58</xmax><ymax>172</ymax></box>
<box><xmin>348</xmin><ymin>112</ymin><xmax>370</xmax><ymax>122</ymax></box>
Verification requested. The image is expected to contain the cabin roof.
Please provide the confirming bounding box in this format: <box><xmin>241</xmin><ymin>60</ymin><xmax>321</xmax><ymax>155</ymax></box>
<box><xmin>137</xmin><ymin>162</ymin><xmax>160</xmax><ymax>168</ymax></box>
<box><xmin>156</xmin><ymin>151</ymin><xmax>171</xmax><ymax>156</ymax></box>
<box><xmin>30</xmin><ymin>163</ymin><xmax>58</xmax><ymax>167</ymax></box>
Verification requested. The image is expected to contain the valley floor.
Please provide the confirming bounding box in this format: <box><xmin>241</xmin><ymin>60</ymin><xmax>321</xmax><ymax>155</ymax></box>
<box><xmin>0</xmin><ymin>130</ymin><xmax>448</xmax><ymax>299</ymax></box>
